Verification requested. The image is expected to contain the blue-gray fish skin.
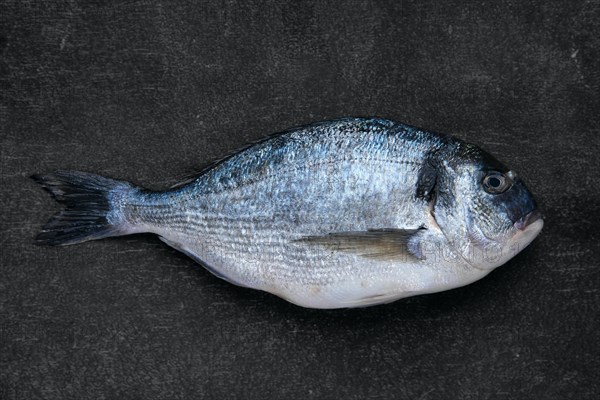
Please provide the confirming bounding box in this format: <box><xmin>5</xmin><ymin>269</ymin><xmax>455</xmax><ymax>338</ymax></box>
<box><xmin>33</xmin><ymin>118</ymin><xmax>543</xmax><ymax>308</ymax></box>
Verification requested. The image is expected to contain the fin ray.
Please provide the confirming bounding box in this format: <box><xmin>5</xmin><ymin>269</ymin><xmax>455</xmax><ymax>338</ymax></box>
<box><xmin>158</xmin><ymin>236</ymin><xmax>248</xmax><ymax>287</ymax></box>
<box><xmin>294</xmin><ymin>228</ymin><xmax>425</xmax><ymax>262</ymax></box>
<box><xmin>32</xmin><ymin>171</ymin><xmax>133</xmax><ymax>246</ymax></box>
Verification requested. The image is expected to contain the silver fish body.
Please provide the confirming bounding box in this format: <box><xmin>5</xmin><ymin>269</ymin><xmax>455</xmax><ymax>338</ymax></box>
<box><xmin>34</xmin><ymin>118</ymin><xmax>543</xmax><ymax>308</ymax></box>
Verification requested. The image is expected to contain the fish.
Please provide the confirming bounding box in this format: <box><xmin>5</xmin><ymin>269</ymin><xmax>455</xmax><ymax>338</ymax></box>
<box><xmin>32</xmin><ymin>118</ymin><xmax>543</xmax><ymax>309</ymax></box>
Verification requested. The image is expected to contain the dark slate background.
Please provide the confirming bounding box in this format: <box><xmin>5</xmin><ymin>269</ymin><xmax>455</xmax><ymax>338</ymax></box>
<box><xmin>1</xmin><ymin>1</ymin><xmax>599</xmax><ymax>399</ymax></box>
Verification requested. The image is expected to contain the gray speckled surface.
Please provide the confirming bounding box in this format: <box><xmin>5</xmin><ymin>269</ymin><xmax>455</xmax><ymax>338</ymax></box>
<box><xmin>1</xmin><ymin>1</ymin><xmax>599</xmax><ymax>399</ymax></box>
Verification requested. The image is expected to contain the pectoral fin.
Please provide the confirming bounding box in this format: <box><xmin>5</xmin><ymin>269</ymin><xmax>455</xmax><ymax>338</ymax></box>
<box><xmin>294</xmin><ymin>228</ymin><xmax>425</xmax><ymax>262</ymax></box>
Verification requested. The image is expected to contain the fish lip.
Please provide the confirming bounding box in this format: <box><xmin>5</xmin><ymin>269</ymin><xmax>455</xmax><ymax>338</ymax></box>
<box><xmin>514</xmin><ymin>209</ymin><xmax>542</xmax><ymax>231</ymax></box>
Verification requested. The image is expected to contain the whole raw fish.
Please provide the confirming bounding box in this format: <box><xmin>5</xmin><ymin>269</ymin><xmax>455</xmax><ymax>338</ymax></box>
<box><xmin>33</xmin><ymin>118</ymin><xmax>543</xmax><ymax>308</ymax></box>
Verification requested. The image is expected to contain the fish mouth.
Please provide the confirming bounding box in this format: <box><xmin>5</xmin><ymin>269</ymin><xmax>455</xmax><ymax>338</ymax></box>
<box><xmin>514</xmin><ymin>209</ymin><xmax>542</xmax><ymax>231</ymax></box>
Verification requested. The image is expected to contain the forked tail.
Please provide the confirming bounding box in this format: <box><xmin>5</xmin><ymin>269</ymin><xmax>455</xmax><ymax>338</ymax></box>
<box><xmin>32</xmin><ymin>170</ymin><xmax>136</xmax><ymax>245</ymax></box>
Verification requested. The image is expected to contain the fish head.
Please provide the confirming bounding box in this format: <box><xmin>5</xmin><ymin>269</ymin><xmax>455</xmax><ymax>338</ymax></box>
<box><xmin>431</xmin><ymin>142</ymin><xmax>543</xmax><ymax>270</ymax></box>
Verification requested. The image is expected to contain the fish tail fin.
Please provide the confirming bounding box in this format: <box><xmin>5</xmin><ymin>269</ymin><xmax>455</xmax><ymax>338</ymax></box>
<box><xmin>31</xmin><ymin>170</ymin><xmax>137</xmax><ymax>246</ymax></box>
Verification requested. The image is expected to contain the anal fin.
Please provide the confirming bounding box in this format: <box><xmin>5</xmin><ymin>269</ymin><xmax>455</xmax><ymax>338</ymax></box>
<box><xmin>158</xmin><ymin>236</ymin><xmax>248</xmax><ymax>287</ymax></box>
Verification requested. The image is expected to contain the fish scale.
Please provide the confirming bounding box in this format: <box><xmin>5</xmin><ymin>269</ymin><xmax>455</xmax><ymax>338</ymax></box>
<box><xmin>133</xmin><ymin>121</ymin><xmax>439</xmax><ymax>295</ymax></box>
<box><xmin>33</xmin><ymin>117</ymin><xmax>543</xmax><ymax>308</ymax></box>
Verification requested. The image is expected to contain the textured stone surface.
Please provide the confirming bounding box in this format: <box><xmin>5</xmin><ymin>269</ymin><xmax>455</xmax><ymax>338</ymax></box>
<box><xmin>1</xmin><ymin>1</ymin><xmax>599</xmax><ymax>399</ymax></box>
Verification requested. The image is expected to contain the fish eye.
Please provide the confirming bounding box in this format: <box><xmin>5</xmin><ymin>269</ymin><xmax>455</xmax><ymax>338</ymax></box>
<box><xmin>482</xmin><ymin>171</ymin><xmax>511</xmax><ymax>194</ymax></box>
